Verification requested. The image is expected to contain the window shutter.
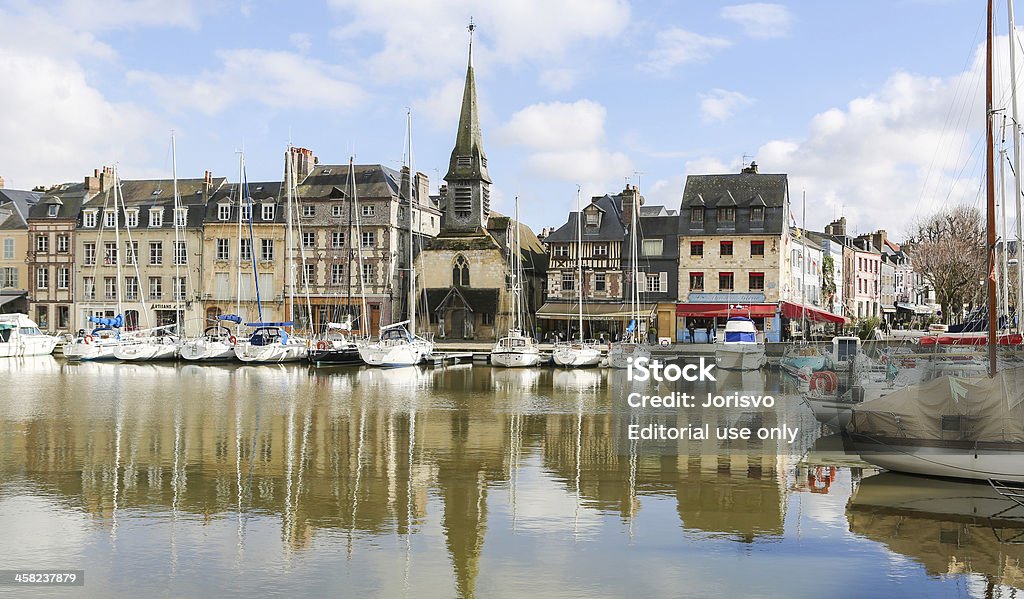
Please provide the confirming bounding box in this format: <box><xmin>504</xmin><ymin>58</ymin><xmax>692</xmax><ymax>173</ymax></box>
<box><xmin>659</xmin><ymin>272</ymin><xmax>668</xmax><ymax>292</ymax></box>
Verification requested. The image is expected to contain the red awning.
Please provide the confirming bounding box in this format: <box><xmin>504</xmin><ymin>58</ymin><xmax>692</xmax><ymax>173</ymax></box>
<box><xmin>919</xmin><ymin>333</ymin><xmax>1023</xmax><ymax>346</ymax></box>
<box><xmin>779</xmin><ymin>301</ymin><xmax>847</xmax><ymax>324</ymax></box>
<box><xmin>676</xmin><ymin>303</ymin><xmax>777</xmax><ymax>318</ymax></box>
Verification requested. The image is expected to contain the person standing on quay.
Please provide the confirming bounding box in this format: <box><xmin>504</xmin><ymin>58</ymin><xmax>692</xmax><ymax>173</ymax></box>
<box><xmin>687</xmin><ymin>320</ymin><xmax>696</xmax><ymax>343</ymax></box>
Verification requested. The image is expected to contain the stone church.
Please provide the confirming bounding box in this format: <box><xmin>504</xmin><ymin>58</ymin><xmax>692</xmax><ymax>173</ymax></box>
<box><xmin>416</xmin><ymin>30</ymin><xmax>546</xmax><ymax>341</ymax></box>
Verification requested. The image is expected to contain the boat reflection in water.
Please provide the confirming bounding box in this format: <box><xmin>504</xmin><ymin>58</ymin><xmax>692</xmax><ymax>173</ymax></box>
<box><xmin>3</xmin><ymin>363</ymin><xmax>1024</xmax><ymax>597</ymax></box>
<box><xmin>848</xmin><ymin>472</ymin><xmax>1024</xmax><ymax>592</ymax></box>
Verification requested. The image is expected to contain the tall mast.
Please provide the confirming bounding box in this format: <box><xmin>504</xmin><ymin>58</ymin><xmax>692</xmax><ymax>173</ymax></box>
<box><xmin>352</xmin><ymin>159</ymin><xmax>369</xmax><ymax>335</ymax></box>
<box><xmin>113</xmin><ymin>168</ymin><xmax>123</xmax><ymax>318</ymax></box>
<box><xmin>407</xmin><ymin>110</ymin><xmax>417</xmax><ymax>337</ymax></box>
<box><xmin>1001</xmin><ymin>142</ymin><xmax>1010</xmax><ymax>330</ymax></box>
<box><xmin>171</xmin><ymin>132</ymin><xmax>182</xmax><ymax>337</ymax></box>
<box><xmin>630</xmin><ymin>185</ymin><xmax>639</xmax><ymax>341</ymax></box>
<box><xmin>512</xmin><ymin>196</ymin><xmax>521</xmax><ymax>333</ymax></box>
<box><xmin>286</xmin><ymin>149</ymin><xmax>295</xmax><ymax>327</ymax></box>
<box><xmin>234</xmin><ymin>154</ymin><xmax>243</xmax><ymax>327</ymax></box>
<box><xmin>802</xmin><ymin>190</ymin><xmax>807</xmax><ymax>338</ymax></box>
<box><xmin>987</xmin><ymin>0</ymin><xmax>999</xmax><ymax>375</ymax></box>
<box><xmin>576</xmin><ymin>185</ymin><xmax>584</xmax><ymax>340</ymax></box>
<box><xmin>1009</xmin><ymin>0</ymin><xmax>1024</xmax><ymax>332</ymax></box>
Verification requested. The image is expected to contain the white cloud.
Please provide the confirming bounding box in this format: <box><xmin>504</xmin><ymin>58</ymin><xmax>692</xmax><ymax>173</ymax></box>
<box><xmin>699</xmin><ymin>89</ymin><xmax>754</xmax><ymax>122</ymax></box>
<box><xmin>640</xmin><ymin>28</ymin><xmax>733</xmax><ymax>75</ymax></box>
<box><xmin>496</xmin><ymin>100</ymin><xmax>633</xmax><ymax>202</ymax></box>
<box><xmin>328</xmin><ymin>0</ymin><xmax>630</xmax><ymax>82</ymax></box>
<box><xmin>720</xmin><ymin>3</ymin><xmax>792</xmax><ymax>39</ymax></box>
<box><xmin>412</xmin><ymin>78</ymin><xmax>467</xmax><ymax>131</ymax></box>
<box><xmin>128</xmin><ymin>50</ymin><xmax>367</xmax><ymax>116</ymax></box>
<box><xmin>289</xmin><ymin>32</ymin><xmax>312</xmax><ymax>53</ymax></box>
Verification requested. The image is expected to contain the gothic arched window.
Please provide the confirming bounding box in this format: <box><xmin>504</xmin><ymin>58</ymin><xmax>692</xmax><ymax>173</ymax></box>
<box><xmin>452</xmin><ymin>255</ymin><xmax>470</xmax><ymax>287</ymax></box>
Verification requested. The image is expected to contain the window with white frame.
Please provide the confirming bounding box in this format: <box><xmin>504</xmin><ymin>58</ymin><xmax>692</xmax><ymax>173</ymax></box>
<box><xmin>240</xmin><ymin>201</ymin><xmax>251</xmax><ymax>222</ymax></box>
<box><xmin>362</xmin><ymin>204</ymin><xmax>375</xmax><ymax>217</ymax></box>
<box><xmin>104</xmin><ymin>242</ymin><xmax>117</xmax><ymax>265</ymax></box>
<box><xmin>262</xmin><ymin>204</ymin><xmax>275</xmax><ymax>221</ymax></box>
<box><xmin>218</xmin><ymin>203</ymin><xmax>230</xmax><ymax>221</ymax></box>
<box><xmin>104</xmin><ymin>209</ymin><xmax>116</xmax><ymax>229</ymax></box>
<box><xmin>240</xmin><ymin>238</ymin><xmax>252</xmax><ymax>262</ymax></box>
<box><xmin>83</xmin><ymin>210</ymin><xmax>97</xmax><ymax>228</ymax></box>
<box><xmin>48</xmin><ymin>204</ymin><xmax>59</xmax><ymax>217</ymax></box>
<box><xmin>174</xmin><ymin>208</ymin><xmax>187</xmax><ymax>227</ymax></box>
<box><xmin>593</xmin><ymin>243</ymin><xmax>608</xmax><ymax>257</ymax></box>
<box><xmin>125</xmin><ymin>209</ymin><xmax>139</xmax><ymax>229</ymax></box>
<box><xmin>302</xmin><ymin>231</ymin><xmax>315</xmax><ymax>249</ymax></box>
<box><xmin>332</xmin><ymin>205</ymin><xmax>343</xmax><ymax>218</ymax></box>
<box><xmin>642</xmin><ymin>239</ymin><xmax>663</xmax><ymax>256</ymax></box>
<box><xmin>57</xmin><ymin>267</ymin><xmax>69</xmax><ymax>290</ymax></box>
<box><xmin>361</xmin><ymin>263</ymin><xmax>374</xmax><ymax>285</ymax></box>
<box><xmin>149</xmin><ymin>277</ymin><xmax>162</xmax><ymax>299</ymax></box>
<box><xmin>149</xmin><ymin>241</ymin><xmax>162</xmax><ymax>265</ymax></box>
<box><xmin>361</xmin><ymin>231</ymin><xmax>375</xmax><ymax>248</ymax></box>
<box><xmin>302</xmin><ymin>263</ymin><xmax>315</xmax><ymax>286</ymax></box>
<box><xmin>125</xmin><ymin>276</ymin><xmax>139</xmax><ymax>300</ymax></box>
<box><xmin>1</xmin><ymin>267</ymin><xmax>17</xmax><ymax>288</ymax></box>
<box><xmin>104</xmin><ymin>276</ymin><xmax>116</xmax><ymax>299</ymax></box>
<box><xmin>561</xmin><ymin>271</ymin><xmax>574</xmax><ymax>291</ymax></box>
<box><xmin>173</xmin><ymin>241</ymin><xmax>187</xmax><ymax>265</ymax></box>
<box><xmin>36</xmin><ymin>235</ymin><xmax>48</xmax><ymax>253</ymax></box>
<box><xmin>2</xmin><ymin>238</ymin><xmax>13</xmax><ymax>259</ymax></box>
<box><xmin>125</xmin><ymin>241</ymin><xmax>137</xmax><ymax>265</ymax></box>
<box><xmin>173</xmin><ymin>277</ymin><xmax>186</xmax><ymax>300</ymax></box>
<box><xmin>331</xmin><ymin>263</ymin><xmax>344</xmax><ymax>285</ymax></box>
<box><xmin>260</xmin><ymin>239</ymin><xmax>274</xmax><ymax>261</ymax></box>
<box><xmin>149</xmin><ymin>208</ymin><xmax>163</xmax><ymax>227</ymax></box>
<box><xmin>84</xmin><ymin>242</ymin><xmax>96</xmax><ymax>265</ymax></box>
<box><xmin>553</xmin><ymin>244</ymin><xmax>570</xmax><ymax>258</ymax></box>
<box><xmin>646</xmin><ymin>272</ymin><xmax>666</xmax><ymax>293</ymax></box>
<box><xmin>216</xmin><ymin>238</ymin><xmax>229</xmax><ymax>261</ymax></box>
<box><xmin>331</xmin><ymin>232</ymin><xmax>345</xmax><ymax>248</ymax></box>
<box><xmin>302</xmin><ymin>204</ymin><xmax>315</xmax><ymax>218</ymax></box>
<box><xmin>83</xmin><ymin>276</ymin><xmax>95</xmax><ymax>299</ymax></box>
<box><xmin>57</xmin><ymin>235</ymin><xmax>68</xmax><ymax>253</ymax></box>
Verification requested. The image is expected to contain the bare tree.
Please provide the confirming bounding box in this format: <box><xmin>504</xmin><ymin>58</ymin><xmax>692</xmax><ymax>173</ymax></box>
<box><xmin>905</xmin><ymin>206</ymin><xmax>987</xmax><ymax>324</ymax></box>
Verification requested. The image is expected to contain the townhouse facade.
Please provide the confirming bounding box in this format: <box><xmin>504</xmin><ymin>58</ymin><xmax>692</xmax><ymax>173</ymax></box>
<box><xmin>0</xmin><ymin>186</ymin><xmax>40</xmax><ymax>313</ymax></box>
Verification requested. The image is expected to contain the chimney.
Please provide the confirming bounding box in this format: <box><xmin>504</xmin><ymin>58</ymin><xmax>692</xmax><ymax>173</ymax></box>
<box><xmin>825</xmin><ymin>216</ymin><xmax>847</xmax><ymax>238</ymax></box>
<box><xmin>99</xmin><ymin>166</ymin><xmax>115</xmax><ymax>191</ymax></box>
<box><xmin>290</xmin><ymin>147</ymin><xmax>315</xmax><ymax>180</ymax></box>
<box><xmin>621</xmin><ymin>184</ymin><xmax>643</xmax><ymax>225</ymax></box>
<box><xmin>872</xmin><ymin>229</ymin><xmax>888</xmax><ymax>252</ymax></box>
<box><xmin>202</xmin><ymin>170</ymin><xmax>213</xmax><ymax>200</ymax></box>
<box><xmin>414</xmin><ymin>171</ymin><xmax>429</xmax><ymax>207</ymax></box>
<box><xmin>741</xmin><ymin>161</ymin><xmax>758</xmax><ymax>174</ymax></box>
<box><xmin>85</xmin><ymin>168</ymin><xmax>101</xmax><ymax>192</ymax></box>
<box><xmin>0</xmin><ymin>176</ymin><xmax>5</xmax><ymax>189</ymax></box>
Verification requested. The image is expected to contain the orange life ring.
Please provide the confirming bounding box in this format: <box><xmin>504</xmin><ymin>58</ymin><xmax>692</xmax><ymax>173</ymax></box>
<box><xmin>809</xmin><ymin>371</ymin><xmax>839</xmax><ymax>394</ymax></box>
<box><xmin>316</xmin><ymin>341</ymin><xmax>328</xmax><ymax>350</ymax></box>
<box><xmin>84</xmin><ymin>334</ymin><xmax>94</xmax><ymax>344</ymax></box>
<box><xmin>228</xmin><ymin>335</ymin><xmax>237</xmax><ymax>345</ymax></box>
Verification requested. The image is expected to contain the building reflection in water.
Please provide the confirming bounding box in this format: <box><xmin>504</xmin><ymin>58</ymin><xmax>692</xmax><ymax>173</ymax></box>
<box><xmin>2</xmin><ymin>359</ymin><xmax>1022</xmax><ymax>596</ymax></box>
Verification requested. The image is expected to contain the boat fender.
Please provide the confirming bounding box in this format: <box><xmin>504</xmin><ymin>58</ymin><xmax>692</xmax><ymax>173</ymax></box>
<box><xmin>317</xmin><ymin>341</ymin><xmax>328</xmax><ymax>350</ymax></box>
<box><xmin>84</xmin><ymin>334</ymin><xmax>94</xmax><ymax>344</ymax></box>
<box><xmin>229</xmin><ymin>335</ymin><xmax>237</xmax><ymax>346</ymax></box>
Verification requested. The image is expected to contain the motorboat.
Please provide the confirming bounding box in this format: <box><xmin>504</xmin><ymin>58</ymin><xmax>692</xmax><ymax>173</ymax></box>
<box><xmin>714</xmin><ymin>316</ymin><xmax>766</xmax><ymax>371</ymax></box>
<box><xmin>0</xmin><ymin>313</ymin><xmax>59</xmax><ymax>357</ymax></box>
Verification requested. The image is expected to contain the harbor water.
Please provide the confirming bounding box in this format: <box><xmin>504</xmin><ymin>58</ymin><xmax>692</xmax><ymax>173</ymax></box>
<box><xmin>0</xmin><ymin>357</ymin><xmax>1022</xmax><ymax>598</ymax></box>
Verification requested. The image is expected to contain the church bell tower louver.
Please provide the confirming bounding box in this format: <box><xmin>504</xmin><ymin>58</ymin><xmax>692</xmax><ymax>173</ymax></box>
<box><xmin>443</xmin><ymin>18</ymin><xmax>492</xmax><ymax>235</ymax></box>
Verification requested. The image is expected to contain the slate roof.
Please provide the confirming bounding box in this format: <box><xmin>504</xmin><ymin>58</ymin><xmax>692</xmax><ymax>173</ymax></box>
<box><xmin>204</xmin><ymin>181</ymin><xmax>286</xmax><ymax>224</ymax></box>
<box><xmin>28</xmin><ymin>182</ymin><xmax>93</xmax><ymax>221</ymax></box>
<box><xmin>544</xmin><ymin>194</ymin><xmax>627</xmax><ymax>243</ymax></box>
<box><xmin>296</xmin><ymin>164</ymin><xmax>402</xmax><ymax>201</ymax></box>
<box><xmin>678</xmin><ymin>172</ymin><xmax>788</xmax><ymax>235</ymax></box>
<box><xmin>80</xmin><ymin>177</ymin><xmax>227</xmax><ymax>230</ymax></box>
<box><xmin>0</xmin><ymin>189</ymin><xmax>41</xmax><ymax>223</ymax></box>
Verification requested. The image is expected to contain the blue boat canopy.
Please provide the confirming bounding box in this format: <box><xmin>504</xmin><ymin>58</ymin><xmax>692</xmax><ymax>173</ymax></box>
<box><xmin>89</xmin><ymin>315</ymin><xmax>123</xmax><ymax>328</ymax></box>
<box><xmin>725</xmin><ymin>330</ymin><xmax>757</xmax><ymax>343</ymax></box>
<box><xmin>217</xmin><ymin>314</ymin><xmax>243</xmax><ymax>324</ymax></box>
<box><xmin>245</xmin><ymin>321</ymin><xmax>293</xmax><ymax>328</ymax></box>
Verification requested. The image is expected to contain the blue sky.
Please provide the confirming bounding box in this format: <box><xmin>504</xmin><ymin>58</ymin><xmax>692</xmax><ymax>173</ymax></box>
<box><xmin>0</xmin><ymin>0</ymin><xmax>1006</xmax><ymax>239</ymax></box>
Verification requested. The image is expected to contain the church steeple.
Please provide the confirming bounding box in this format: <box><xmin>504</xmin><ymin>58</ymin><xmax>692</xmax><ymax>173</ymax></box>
<box><xmin>443</xmin><ymin>18</ymin><xmax>491</xmax><ymax>235</ymax></box>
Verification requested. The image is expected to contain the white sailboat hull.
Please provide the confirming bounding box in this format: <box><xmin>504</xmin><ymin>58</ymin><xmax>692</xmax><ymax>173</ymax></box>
<box><xmin>714</xmin><ymin>344</ymin><xmax>766</xmax><ymax>371</ymax></box>
<box><xmin>552</xmin><ymin>344</ymin><xmax>603</xmax><ymax>367</ymax></box>
<box><xmin>64</xmin><ymin>340</ymin><xmax>121</xmax><ymax>361</ymax></box>
<box><xmin>490</xmin><ymin>348</ymin><xmax>542</xmax><ymax>368</ymax></box>
<box><xmin>850</xmin><ymin>441</ymin><xmax>1024</xmax><ymax>483</ymax></box>
<box><xmin>115</xmin><ymin>339</ymin><xmax>180</xmax><ymax>361</ymax></box>
<box><xmin>358</xmin><ymin>340</ymin><xmax>431</xmax><ymax>368</ymax></box>
<box><xmin>606</xmin><ymin>342</ymin><xmax>651</xmax><ymax>370</ymax></box>
<box><xmin>234</xmin><ymin>341</ymin><xmax>308</xmax><ymax>363</ymax></box>
<box><xmin>180</xmin><ymin>339</ymin><xmax>236</xmax><ymax>361</ymax></box>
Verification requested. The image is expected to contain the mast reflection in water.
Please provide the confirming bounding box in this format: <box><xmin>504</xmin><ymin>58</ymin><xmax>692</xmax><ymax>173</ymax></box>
<box><xmin>0</xmin><ymin>357</ymin><xmax>1021</xmax><ymax>598</ymax></box>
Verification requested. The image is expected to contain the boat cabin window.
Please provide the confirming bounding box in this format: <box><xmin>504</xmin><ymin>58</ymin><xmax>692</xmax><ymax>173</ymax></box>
<box><xmin>940</xmin><ymin>415</ymin><xmax>970</xmax><ymax>440</ymax></box>
<box><xmin>0</xmin><ymin>329</ymin><xmax>11</xmax><ymax>342</ymax></box>
<box><xmin>382</xmin><ymin>328</ymin><xmax>412</xmax><ymax>341</ymax></box>
<box><xmin>19</xmin><ymin>327</ymin><xmax>41</xmax><ymax>336</ymax></box>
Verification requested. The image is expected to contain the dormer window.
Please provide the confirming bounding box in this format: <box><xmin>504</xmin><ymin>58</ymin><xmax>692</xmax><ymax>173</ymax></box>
<box><xmin>690</xmin><ymin>207</ymin><xmax>704</xmax><ymax>223</ymax></box>
<box><xmin>262</xmin><ymin>203</ymin><xmax>275</xmax><ymax>221</ymax></box>
<box><xmin>47</xmin><ymin>205</ymin><xmax>58</xmax><ymax>217</ymax></box>
<box><xmin>174</xmin><ymin>208</ymin><xmax>187</xmax><ymax>228</ymax></box>
<box><xmin>83</xmin><ymin>210</ymin><xmax>97</xmax><ymax>228</ymax></box>
<box><xmin>719</xmin><ymin>207</ymin><xmax>735</xmax><ymax>222</ymax></box>
<box><xmin>240</xmin><ymin>201</ymin><xmax>251</xmax><ymax>222</ymax></box>
<box><xmin>751</xmin><ymin>206</ymin><xmax>764</xmax><ymax>222</ymax></box>
<box><xmin>584</xmin><ymin>207</ymin><xmax>601</xmax><ymax>228</ymax></box>
<box><xmin>217</xmin><ymin>203</ymin><xmax>230</xmax><ymax>221</ymax></box>
<box><xmin>149</xmin><ymin>208</ymin><xmax>163</xmax><ymax>227</ymax></box>
<box><xmin>104</xmin><ymin>209</ymin><xmax>116</xmax><ymax>229</ymax></box>
<box><xmin>125</xmin><ymin>209</ymin><xmax>139</xmax><ymax>229</ymax></box>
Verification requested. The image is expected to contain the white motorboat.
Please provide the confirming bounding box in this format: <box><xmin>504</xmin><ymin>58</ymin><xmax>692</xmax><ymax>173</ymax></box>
<box><xmin>714</xmin><ymin>316</ymin><xmax>766</xmax><ymax>371</ymax></box>
<box><xmin>0</xmin><ymin>313</ymin><xmax>59</xmax><ymax>357</ymax></box>
<box><xmin>234</xmin><ymin>324</ymin><xmax>308</xmax><ymax>363</ymax></box>
<box><xmin>491</xmin><ymin>330</ymin><xmax>542</xmax><ymax>368</ymax></box>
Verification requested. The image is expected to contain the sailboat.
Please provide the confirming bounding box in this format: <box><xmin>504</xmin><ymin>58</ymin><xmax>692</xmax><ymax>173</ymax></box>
<box><xmin>846</xmin><ymin>0</ymin><xmax>1024</xmax><ymax>483</ymax></box>
<box><xmin>234</xmin><ymin>150</ymin><xmax>308</xmax><ymax>363</ymax></box>
<box><xmin>357</xmin><ymin>111</ymin><xmax>433</xmax><ymax>367</ymax></box>
<box><xmin>65</xmin><ymin>166</ymin><xmax>130</xmax><ymax>361</ymax></box>
<box><xmin>607</xmin><ymin>187</ymin><xmax>651</xmax><ymax>369</ymax></box>
<box><xmin>553</xmin><ymin>187</ymin><xmax>603</xmax><ymax>367</ymax></box>
<box><xmin>490</xmin><ymin>196</ymin><xmax>542</xmax><ymax>368</ymax></box>
<box><xmin>308</xmin><ymin>158</ymin><xmax>363</xmax><ymax>365</ymax></box>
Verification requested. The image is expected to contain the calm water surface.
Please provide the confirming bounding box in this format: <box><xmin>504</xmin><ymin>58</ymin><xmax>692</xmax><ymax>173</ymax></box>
<box><xmin>0</xmin><ymin>358</ymin><xmax>1022</xmax><ymax>598</ymax></box>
